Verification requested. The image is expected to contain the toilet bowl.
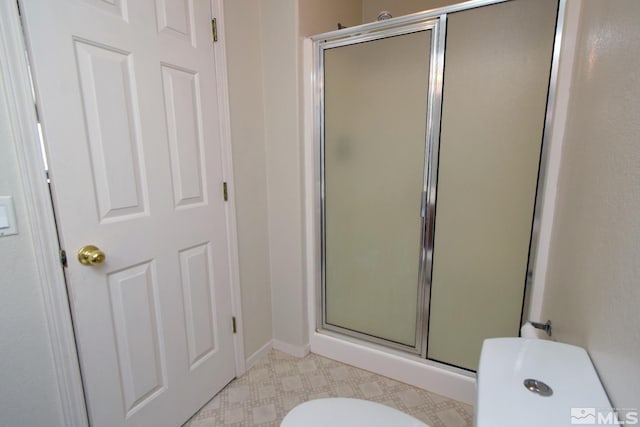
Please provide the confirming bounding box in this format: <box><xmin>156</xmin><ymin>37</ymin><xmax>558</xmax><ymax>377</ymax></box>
<box><xmin>280</xmin><ymin>397</ymin><xmax>428</xmax><ymax>427</ymax></box>
<box><xmin>282</xmin><ymin>338</ymin><xmax>617</xmax><ymax>427</ymax></box>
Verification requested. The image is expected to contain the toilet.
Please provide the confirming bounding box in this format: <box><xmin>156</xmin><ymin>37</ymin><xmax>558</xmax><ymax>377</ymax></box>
<box><xmin>280</xmin><ymin>397</ymin><xmax>428</xmax><ymax>427</ymax></box>
<box><xmin>281</xmin><ymin>338</ymin><xmax>618</xmax><ymax>427</ymax></box>
<box><xmin>475</xmin><ymin>338</ymin><xmax>619</xmax><ymax>427</ymax></box>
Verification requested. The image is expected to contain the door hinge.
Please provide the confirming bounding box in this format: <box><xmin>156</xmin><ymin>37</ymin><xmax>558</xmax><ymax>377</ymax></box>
<box><xmin>223</xmin><ymin>181</ymin><xmax>228</xmax><ymax>201</ymax></box>
<box><xmin>211</xmin><ymin>18</ymin><xmax>218</xmax><ymax>42</ymax></box>
<box><xmin>232</xmin><ymin>316</ymin><xmax>237</xmax><ymax>334</ymax></box>
<box><xmin>59</xmin><ymin>249</ymin><xmax>68</xmax><ymax>268</ymax></box>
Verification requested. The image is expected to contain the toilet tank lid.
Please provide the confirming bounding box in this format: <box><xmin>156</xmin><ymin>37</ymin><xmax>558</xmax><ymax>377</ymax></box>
<box><xmin>476</xmin><ymin>338</ymin><xmax>619</xmax><ymax>427</ymax></box>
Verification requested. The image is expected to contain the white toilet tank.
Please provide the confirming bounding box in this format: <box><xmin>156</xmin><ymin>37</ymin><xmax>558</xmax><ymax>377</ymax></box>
<box><xmin>476</xmin><ymin>338</ymin><xmax>620</xmax><ymax>427</ymax></box>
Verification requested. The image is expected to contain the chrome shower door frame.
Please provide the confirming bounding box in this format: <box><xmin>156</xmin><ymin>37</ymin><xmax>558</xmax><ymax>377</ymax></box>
<box><xmin>311</xmin><ymin>0</ymin><xmax>567</xmax><ymax>368</ymax></box>
<box><xmin>313</xmin><ymin>16</ymin><xmax>445</xmax><ymax>355</ymax></box>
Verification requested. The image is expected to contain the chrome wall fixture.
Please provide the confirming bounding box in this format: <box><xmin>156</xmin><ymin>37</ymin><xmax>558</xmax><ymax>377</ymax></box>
<box><xmin>311</xmin><ymin>0</ymin><xmax>566</xmax><ymax>365</ymax></box>
<box><xmin>376</xmin><ymin>11</ymin><xmax>393</xmax><ymax>21</ymax></box>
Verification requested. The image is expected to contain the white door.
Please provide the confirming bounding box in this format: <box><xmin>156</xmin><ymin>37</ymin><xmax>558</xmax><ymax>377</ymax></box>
<box><xmin>19</xmin><ymin>0</ymin><xmax>236</xmax><ymax>425</ymax></box>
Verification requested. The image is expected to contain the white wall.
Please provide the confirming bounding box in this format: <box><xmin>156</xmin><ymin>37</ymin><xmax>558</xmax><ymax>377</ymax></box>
<box><xmin>223</xmin><ymin>0</ymin><xmax>274</xmax><ymax>360</ymax></box>
<box><xmin>0</xmin><ymin>64</ymin><xmax>65</xmax><ymax>427</ymax></box>
<box><xmin>542</xmin><ymin>0</ymin><xmax>640</xmax><ymax>409</ymax></box>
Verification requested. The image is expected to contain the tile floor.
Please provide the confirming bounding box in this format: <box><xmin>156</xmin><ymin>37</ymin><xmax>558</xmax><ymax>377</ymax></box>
<box><xmin>186</xmin><ymin>350</ymin><xmax>473</xmax><ymax>427</ymax></box>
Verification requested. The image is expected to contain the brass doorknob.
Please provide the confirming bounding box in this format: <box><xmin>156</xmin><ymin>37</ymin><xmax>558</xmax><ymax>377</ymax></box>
<box><xmin>77</xmin><ymin>245</ymin><xmax>106</xmax><ymax>266</ymax></box>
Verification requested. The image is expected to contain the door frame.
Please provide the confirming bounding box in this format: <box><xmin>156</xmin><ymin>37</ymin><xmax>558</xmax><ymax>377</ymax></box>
<box><xmin>0</xmin><ymin>1</ymin><xmax>245</xmax><ymax>425</ymax></box>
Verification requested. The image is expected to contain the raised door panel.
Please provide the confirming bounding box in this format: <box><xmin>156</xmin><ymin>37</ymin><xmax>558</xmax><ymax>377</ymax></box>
<box><xmin>156</xmin><ymin>0</ymin><xmax>195</xmax><ymax>45</ymax></box>
<box><xmin>107</xmin><ymin>262</ymin><xmax>167</xmax><ymax>417</ymax></box>
<box><xmin>81</xmin><ymin>0</ymin><xmax>129</xmax><ymax>20</ymax></box>
<box><xmin>179</xmin><ymin>243</ymin><xmax>218</xmax><ymax>369</ymax></box>
<box><xmin>74</xmin><ymin>40</ymin><xmax>148</xmax><ymax>222</ymax></box>
<box><xmin>161</xmin><ymin>64</ymin><xmax>206</xmax><ymax>208</ymax></box>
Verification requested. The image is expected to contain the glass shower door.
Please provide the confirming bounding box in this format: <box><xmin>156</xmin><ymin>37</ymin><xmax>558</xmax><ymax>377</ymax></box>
<box><xmin>316</xmin><ymin>0</ymin><xmax>561</xmax><ymax>373</ymax></box>
<box><xmin>427</xmin><ymin>0</ymin><xmax>559</xmax><ymax>370</ymax></box>
<box><xmin>321</xmin><ymin>22</ymin><xmax>441</xmax><ymax>350</ymax></box>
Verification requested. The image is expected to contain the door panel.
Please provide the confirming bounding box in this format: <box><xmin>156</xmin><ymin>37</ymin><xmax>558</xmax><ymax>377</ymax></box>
<box><xmin>316</xmin><ymin>0</ymin><xmax>559</xmax><ymax>371</ymax></box>
<box><xmin>161</xmin><ymin>64</ymin><xmax>207</xmax><ymax>207</ymax></box>
<box><xmin>323</xmin><ymin>29</ymin><xmax>433</xmax><ymax>348</ymax></box>
<box><xmin>107</xmin><ymin>261</ymin><xmax>165</xmax><ymax>414</ymax></box>
<box><xmin>20</xmin><ymin>0</ymin><xmax>235</xmax><ymax>425</ymax></box>
<box><xmin>81</xmin><ymin>0</ymin><xmax>128</xmax><ymax>19</ymax></box>
<box><xmin>179</xmin><ymin>243</ymin><xmax>218</xmax><ymax>368</ymax></box>
<box><xmin>156</xmin><ymin>0</ymin><xmax>195</xmax><ymax>44</ymax></box>
<box><xmin>74</xmin><ymin>40</ymin><xmax>148</xmax><ymax>221</ymax></box>
<box><xmin>427</xmin><ymin>0</ymin><xmax>559</xmax><ymax>371</ymax></box>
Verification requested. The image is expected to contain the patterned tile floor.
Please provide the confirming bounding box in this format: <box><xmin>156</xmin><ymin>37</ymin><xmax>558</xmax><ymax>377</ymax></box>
<box><xmin>186</xmin><ymin>350</ymin><xmax>473</xmax><ymax>427</ymax></box>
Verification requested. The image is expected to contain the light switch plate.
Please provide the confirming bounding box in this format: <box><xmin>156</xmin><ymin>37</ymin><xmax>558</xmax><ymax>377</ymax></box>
<box><xmin>0</xmin><ymin>196</ymin><xmax>18</xmax><ymax>237</ymax></box>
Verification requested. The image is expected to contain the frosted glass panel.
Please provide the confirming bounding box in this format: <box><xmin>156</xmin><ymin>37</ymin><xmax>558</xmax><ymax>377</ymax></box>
<box><xmin>323</xmin><ymin>30</ymin><xmax>431</xmax><ymax>347</ymax></box>
<box><xmin>427</xmin><ymin>0</ymin><xmax>558</xmax><ymax>370</ymax></box>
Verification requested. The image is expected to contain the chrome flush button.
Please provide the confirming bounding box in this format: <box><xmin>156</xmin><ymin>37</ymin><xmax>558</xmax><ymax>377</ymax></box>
<box><xmin>523</xmin><ymin>378</ymin><xmax>553</xmax><ymax>397</ymax></box>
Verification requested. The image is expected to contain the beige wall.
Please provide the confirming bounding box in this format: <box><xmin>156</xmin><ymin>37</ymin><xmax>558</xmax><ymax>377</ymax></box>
<box><xmin>0</xmin><ymin>65</ymin><xmax>65</xmax><ymax>426</ymax></box>
<box><xmin>225</xmin><ymin>0</ymin><xmax>365</xmax><ymax>357</ymax></box>
<box><xmin>227</xmin><ymin>0</ymin><xmax>484</xmax><ymax>357</ymax></box>
<box><xmin>543</xmin><ymin>0</ymin><xmax>640</xmax><ymax>409</ymax></box>
<box><xmin>223</xmin><ymin>0</ymin><xmax>274</xmax><ymax>358</ymax></box>
<box><xmin>299</xmin><ymin>0</ymin><xmax>363</xmax><ymax>36</ymax></box>
<box><xmin>225</xmin><ymin>2</ymin><xmax>640</xmax><ymax>404</ymax></box>
<box><xmin>247</xmin><ymin>0</ymin><xmax>367</xmax><ymax>350</ymax></box>
<box><xmin>261</xmin><ymin>0</ymin><xmax>308</xmax><ymax>348</ymax></box>
<box><xmin>362</xmin><ymin>0</ymin><xmax>461</xmax><ymax>22</ymax></box>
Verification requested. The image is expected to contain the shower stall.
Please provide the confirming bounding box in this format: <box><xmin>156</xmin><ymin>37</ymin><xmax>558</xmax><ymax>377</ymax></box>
<box><xmin>313</xmin><ymin>0</ymin><xmax>562</xmax><ymax>372</ymax></box>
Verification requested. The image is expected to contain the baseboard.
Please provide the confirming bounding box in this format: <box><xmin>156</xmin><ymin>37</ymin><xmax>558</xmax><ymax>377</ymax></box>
<box><xmin>272</xmin><ymin>339</ymin><xmax>310</xmax><ymax>358</ymax></box>
<box><xmin>245</xmin><ymin>339</ymin><xmax>311</xmax><ymax>370</ymax></box>
<box><xmin>245</xmin><ymin>340</ymin><xmax>273</xmax><ymax>370</ymax></box>
<box><xmin>310</xmin><ymin>332</ymin><xmax>476</xmax><ymax>405</ymax></box>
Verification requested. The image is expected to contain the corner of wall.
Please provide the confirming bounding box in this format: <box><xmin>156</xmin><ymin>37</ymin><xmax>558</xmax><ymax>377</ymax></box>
<box><xmin>541</xmin><ymin>0</ymin><xmax>640</xmax><ymax>409</ymax></box>
<box><xmin>261</xmin><ymin>0</ymin><xmax>308</xmax><ymax>349</ymax></box>
<box><xmin>527</xmin><ymin>0</ymin><xmax>583</xmax><ymax>323</ymax></box>
<box><xmin>222</xmin><ymin>0</ymin><xmax>274</xmax><ymax>361</ymax></box>
<box><xmin>0</xmin><ymin>4</ymin><xmax>80</xmax><ymax>424</ymax></box>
